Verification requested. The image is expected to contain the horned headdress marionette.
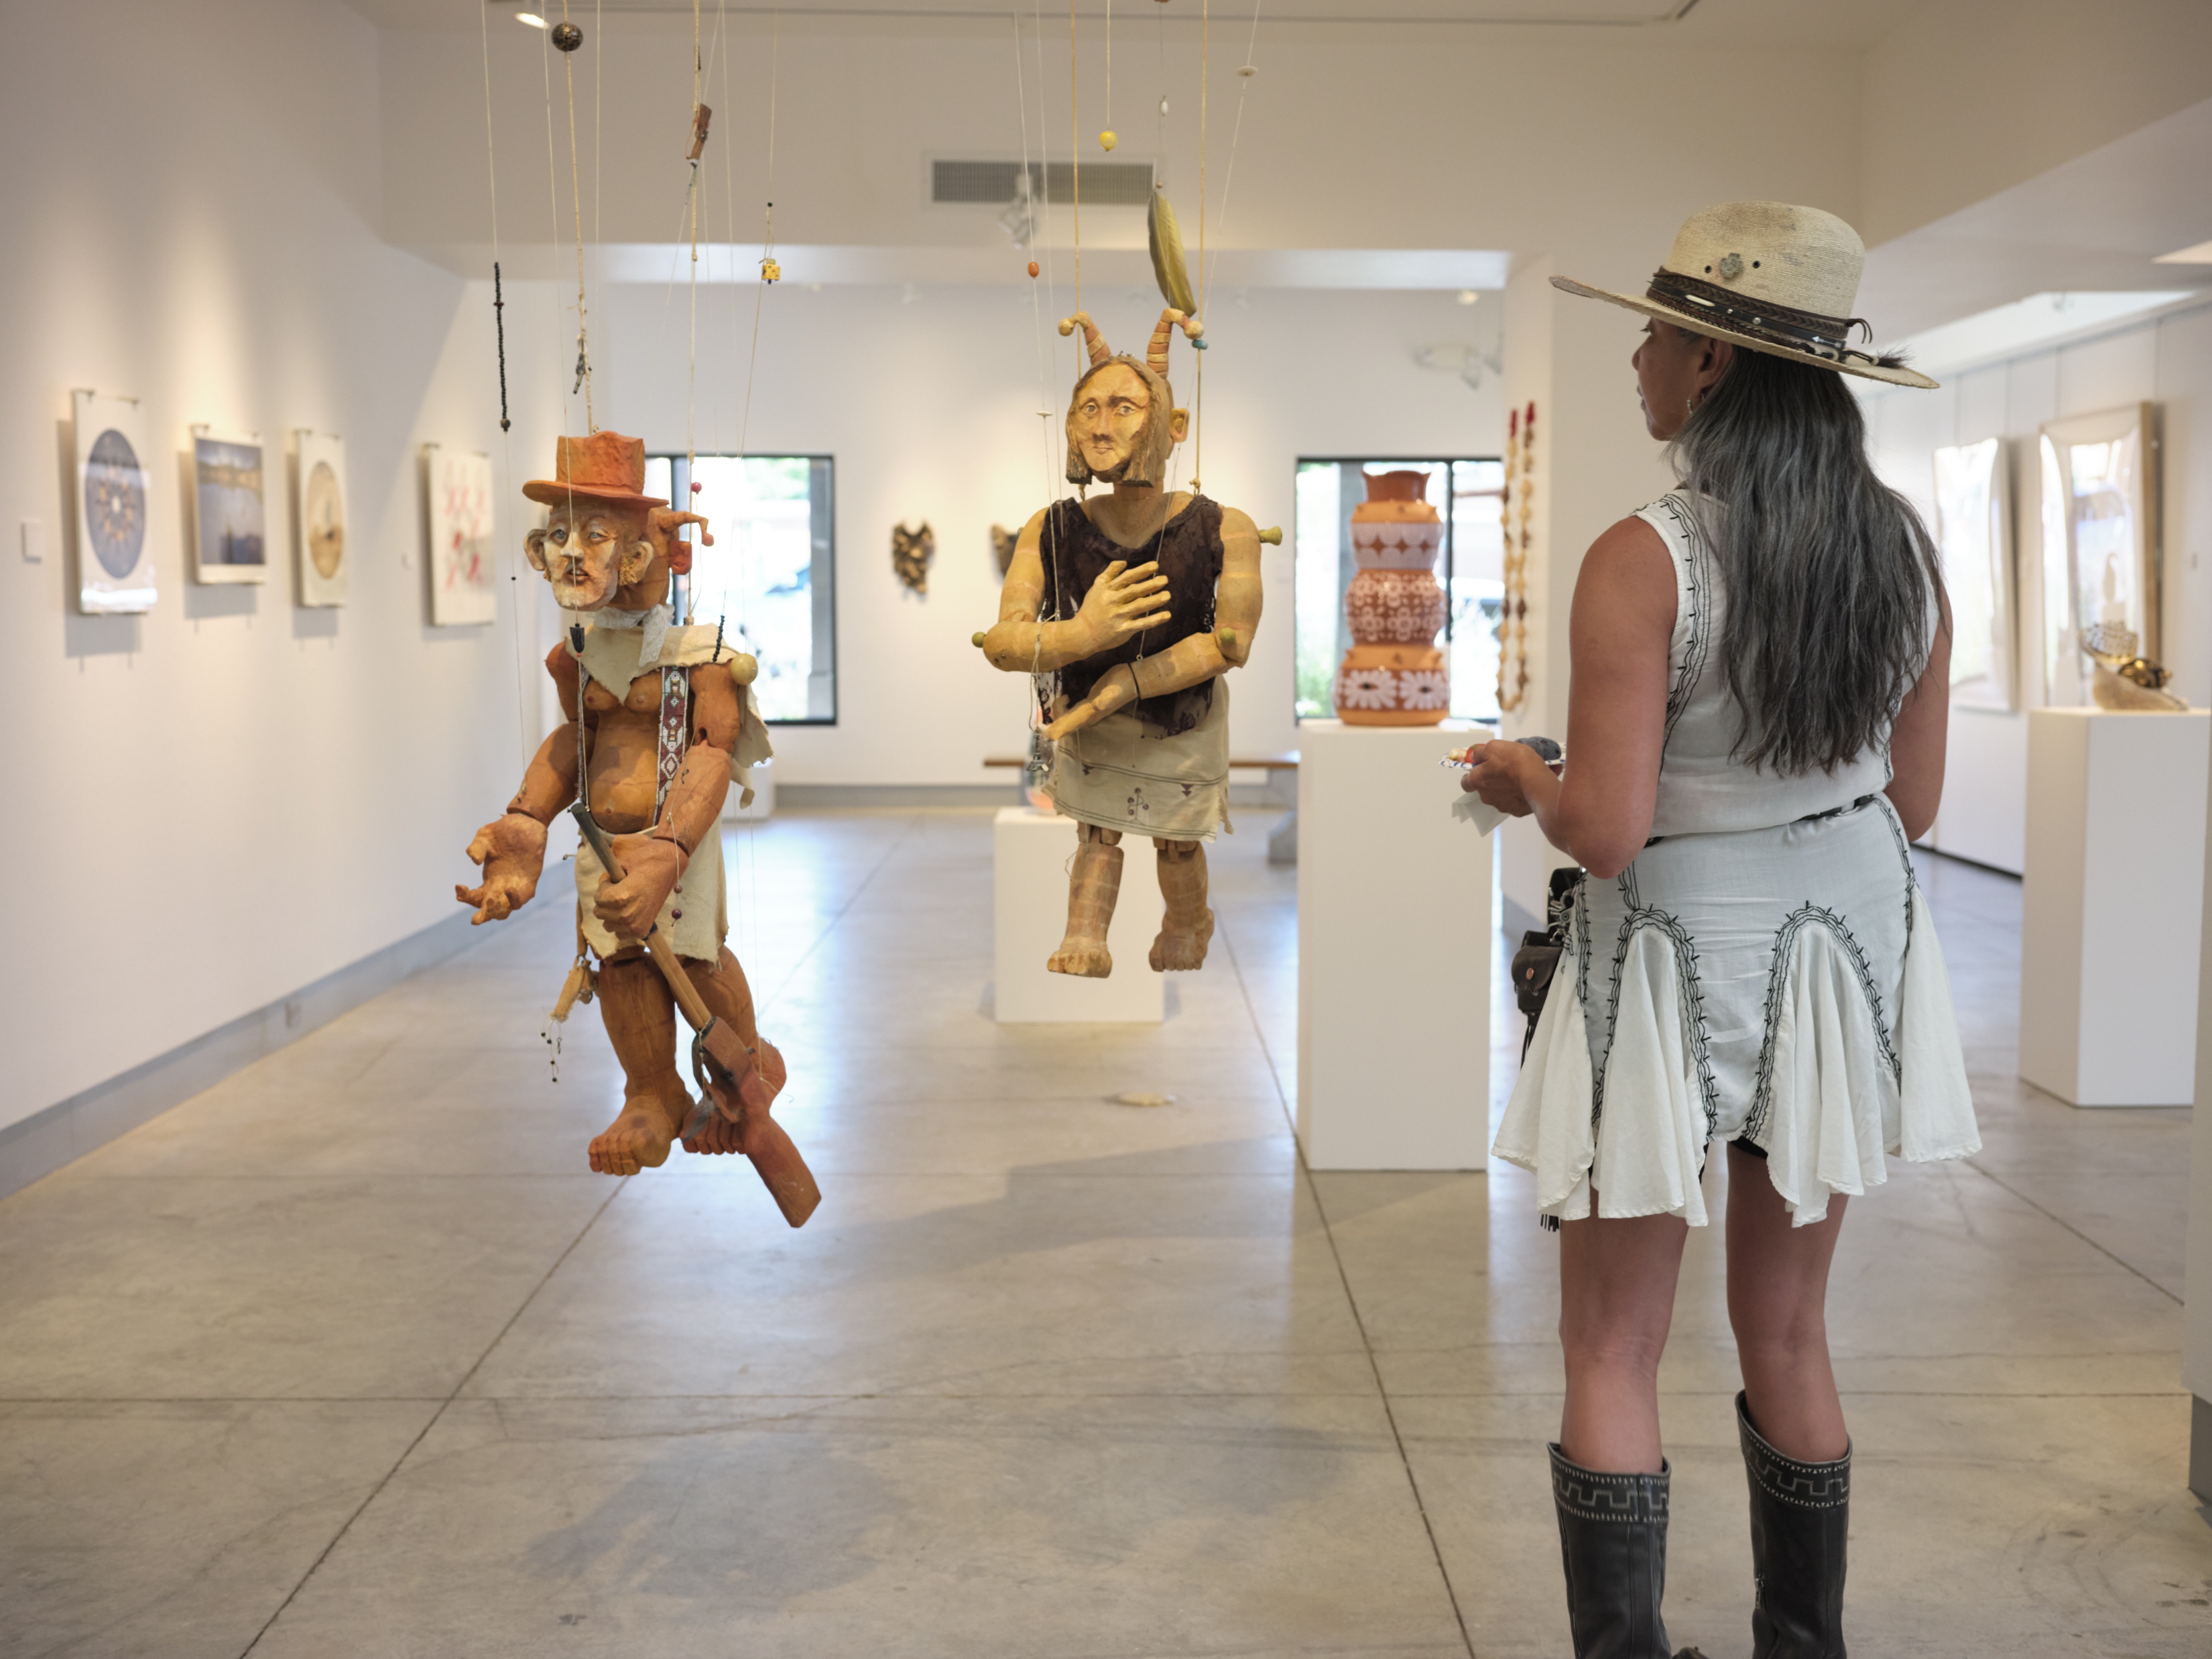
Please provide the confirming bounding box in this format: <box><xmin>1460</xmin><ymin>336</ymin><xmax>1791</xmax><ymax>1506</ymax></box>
<box><xmin>456</xmin><ymin>432</ymin><xmax>817</xmax><ymax>1224</ymax></box>
<box><xmin>975</xmin><ymin>301</ymin><xmax>1267</xmax><ymax>977</ymax></box>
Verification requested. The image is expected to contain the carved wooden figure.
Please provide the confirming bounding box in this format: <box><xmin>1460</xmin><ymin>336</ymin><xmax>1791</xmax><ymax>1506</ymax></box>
<box><xmin>456</xmin><ymin>432</ymin><xmax>803</xmax><ymax>1201</ymax></box>
<box><xmin>973</xmin><ymin>308</ymin><xmax>1264</xmax><ymax>977</ymax></box>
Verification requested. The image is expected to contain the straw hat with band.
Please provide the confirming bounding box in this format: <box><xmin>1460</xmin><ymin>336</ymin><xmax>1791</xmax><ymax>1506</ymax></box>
<box><xmin>1552</xmin><ymin>200</ymin><xmax>1938</xmax><ymax>391</ymax></box>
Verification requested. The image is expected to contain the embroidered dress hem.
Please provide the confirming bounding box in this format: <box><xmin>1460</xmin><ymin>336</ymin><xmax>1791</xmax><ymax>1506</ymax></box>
<box><xmin>1491</xmin><ymin>799</ymin><xmax>1977</xmax><ymax>1229</ymax></box>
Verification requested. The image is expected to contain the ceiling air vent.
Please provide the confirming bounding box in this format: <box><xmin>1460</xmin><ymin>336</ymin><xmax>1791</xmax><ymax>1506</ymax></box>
<box><xmin>932</xmin><ymin>159</ymin><xmax>1156</xmax><ymax>207</ymax></box>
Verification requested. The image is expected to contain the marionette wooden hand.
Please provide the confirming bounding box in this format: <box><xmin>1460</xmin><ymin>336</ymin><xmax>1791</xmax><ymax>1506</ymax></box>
<box><xmin>594</xmin><ymin>835</ymin><xmax>686</xmax><ymax>939</ymax></box>
<box><xmin>457</xmin><ymin>812</ymin><xmax>550</xmax><ymax>922</ymax></box>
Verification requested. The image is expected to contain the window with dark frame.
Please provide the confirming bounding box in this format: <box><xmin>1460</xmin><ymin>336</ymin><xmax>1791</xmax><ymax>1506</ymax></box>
<box><xmin>645</xmin><ymin>454</ymin><xmax>837</xmax><ymax>725</ymax></box>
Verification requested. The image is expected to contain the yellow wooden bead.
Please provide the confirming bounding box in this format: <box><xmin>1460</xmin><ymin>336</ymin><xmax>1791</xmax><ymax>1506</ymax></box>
<box><xmin>727</xmin><ymin>652</ymin><xmax>759</xmax><ymax>686</ymax></box>
<box><xmin>1099</xmin><ymin>129</ymin><xmax>1117</xmax><ymax>151</ymax></box>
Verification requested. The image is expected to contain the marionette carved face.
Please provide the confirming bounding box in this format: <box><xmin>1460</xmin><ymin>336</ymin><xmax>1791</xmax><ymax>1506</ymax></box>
<box><xmin>526</xmin><ymin>501</ymin><xmax>654</xmax><ymax>610</ymax></box>
<box><xmin>1065</xmin><ymin>361</ymin><xmax>1190</xmax><ymax>488</ymax></box>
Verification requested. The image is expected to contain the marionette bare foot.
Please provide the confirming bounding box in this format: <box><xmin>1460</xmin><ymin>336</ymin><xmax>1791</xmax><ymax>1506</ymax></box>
<box><xmin>1048</xmin><ymin>827</ymin><xmax>1124</xmax><ymax>977</ymax></box>
<box><xmin>589</xmin><ymin>1087</ymin><xmax>684</xmax><ymax>1176</ymax></box>
<box><xmin>678</xmin><ymin>949</ymin><xmax>786</xmax><ymax>1155</ymax></box>
<box><xmin>1148</xmin><ymin>839</ymin><xmax>1214</xmax><ymax>971</ymax></box>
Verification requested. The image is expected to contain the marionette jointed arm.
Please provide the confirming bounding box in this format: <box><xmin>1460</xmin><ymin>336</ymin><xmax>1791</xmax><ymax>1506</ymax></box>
<box><xmin>458</xmin><ymin>646</ymin><xmax>584</xmax><ymax>924</ymax></box>
<box><xmin>592</xmin><ymin>661</ymin><xmax>743</xmax><ymax>941</ymax></box>
<box><xmin>1041</xmin><ymin>507</ymin><xmax>1264</xmax><ymax>740</ymax></box>
<box><xmin>977</xmin><ymin>507</ymin><xmax>1172</xmax><ymax>673</ymax></box>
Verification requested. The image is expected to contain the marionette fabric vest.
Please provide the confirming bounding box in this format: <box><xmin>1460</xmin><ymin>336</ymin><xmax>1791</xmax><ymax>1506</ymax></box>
<box><xmin>1040</xmin><ymin>495</ymin><xmax>1223</xmax><ymax>736</ymax></box>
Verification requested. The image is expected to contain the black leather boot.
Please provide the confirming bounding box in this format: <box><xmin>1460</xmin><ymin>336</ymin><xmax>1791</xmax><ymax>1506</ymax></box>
<box><xmin>1549</xmin><ymin>1443</ymin><xmax>1704</xmax><ymax>1658</ymax></box>
<box><xmin>1737</xmin><ymin>1392</ymin><xmax>1850</xmax><ymax>1657</ymax></box>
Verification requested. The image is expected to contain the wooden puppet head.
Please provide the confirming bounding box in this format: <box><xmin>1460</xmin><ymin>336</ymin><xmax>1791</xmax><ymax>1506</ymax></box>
<box><xmin>1058</xmin><ymin>310</ymin><xmax>1201</xmax><ymax>488</ymax></box>
<box><xmin>521</xmin><ymin>432</ymin><xmax>698</xmax><ymax>611</ymax></box>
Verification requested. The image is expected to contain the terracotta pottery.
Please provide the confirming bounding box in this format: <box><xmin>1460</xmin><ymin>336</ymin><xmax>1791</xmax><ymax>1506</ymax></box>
<box><xmin>1335</xmin><ymin>469</ymin><xmax>1449</xmax><ymax>725</ymax></box>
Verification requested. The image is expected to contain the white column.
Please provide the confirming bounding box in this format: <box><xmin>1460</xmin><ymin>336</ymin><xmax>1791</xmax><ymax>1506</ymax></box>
<box><xmin>1296</xmin><ymin>721</ymin><xmax>1491</xmax><ymax>1169</ymax></box>
<box><xmin>2020</xmin><ymin>709</ymin><xmax>2211</xmax><ymax>1105</ymax></box>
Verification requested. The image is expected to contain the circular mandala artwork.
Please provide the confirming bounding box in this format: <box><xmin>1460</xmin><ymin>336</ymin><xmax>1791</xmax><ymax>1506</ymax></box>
<box><xmin>84</xmin><ymin>428</ymin><xmax>147</xmax><ymax>579</ymax></box>
<box><xmin>304</xmin><ymin>459</ymin><xmax>345</xmax><ymax>580</ymax></box>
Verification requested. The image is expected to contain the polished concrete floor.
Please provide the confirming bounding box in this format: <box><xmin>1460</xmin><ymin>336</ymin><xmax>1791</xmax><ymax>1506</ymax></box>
<box><xmin>1</xmin><ymin>810</ymin><xmax>2204</xmax><ymax>1658</ymax></box>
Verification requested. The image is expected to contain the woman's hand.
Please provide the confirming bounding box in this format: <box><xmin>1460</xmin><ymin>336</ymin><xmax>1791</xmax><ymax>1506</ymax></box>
<box><xmin>1074</xmin><ymin>560</ymin><xmax>1170</xmax><ymax>656</ymax></box>
<box><xmin>1459</xmin><ymin>740</ymin><xmax>1552</xmax><ymax>818</ymax></box>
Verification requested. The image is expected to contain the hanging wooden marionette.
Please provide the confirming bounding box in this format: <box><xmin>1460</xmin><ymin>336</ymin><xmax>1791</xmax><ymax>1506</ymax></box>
<box><xmin>973</xmin><ymin>217</ymin><xmax>1271</xmax><ymax>979</ymax></box>
<box><xmin>455</xmin><ymin>432</ymin><xmax>816</xmax><ymax>1225</ymax></box>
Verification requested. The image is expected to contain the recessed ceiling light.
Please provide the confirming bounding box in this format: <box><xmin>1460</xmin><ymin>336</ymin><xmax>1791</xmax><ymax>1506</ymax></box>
<box><xmin>1457</xmin><ymin>289</ymin><xmax>1479</xmax><ymax>306</ymax></box>
<box><xmin>2154</xmin><ymin>239</ymin><xmax>2212</xmax><ymax>265</ymax></box>
<box><xmin>516</xmin><ymin>10</ymin><xmax>548</xmax><ymax>27</ymax></box>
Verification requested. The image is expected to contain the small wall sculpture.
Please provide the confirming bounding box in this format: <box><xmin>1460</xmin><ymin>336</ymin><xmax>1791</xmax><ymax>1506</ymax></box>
<box><xmin>991</xmin><ymin>521</ymin><xmax>1018</xmax><ymax>576</ymax></box>
<box><xmin>892</xmin><ymin>521</ymin><xmax>936</xmax><ymax>593</ymax></box>
<box><xmin>1333</xmin><ymin>469</ymin><xmax>1449</xmax><ymax>725</ymax></box>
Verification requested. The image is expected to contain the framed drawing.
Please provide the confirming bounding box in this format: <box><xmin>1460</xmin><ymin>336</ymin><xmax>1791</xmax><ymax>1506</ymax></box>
<box><xmin>2039</xmin><ymin>404</ymin><xmax>2160</xmax><ymax>706</ymax></box>
<box><xmin>424</xmin><ymin>443</ymin><xmax>495</xmax><ymax>626</ymax></box>
<box><xmin>1930</xmin><ymin>438</ymin><xmax>2014</xmax><ymax>709</ymax></box>
<box><xmin>189</xmin><ymin>424</ymin><xmax>268</xmax><ymax>583</ymax></box>
<box><xmin>293</xmin><ymin>430</ymin><xmax>347</xmax><ymax>607</ymax></box>
<box><xmin>72</xmin><ymin>389</ymin><xmax>156</xmax><ymax>614</ymax></box>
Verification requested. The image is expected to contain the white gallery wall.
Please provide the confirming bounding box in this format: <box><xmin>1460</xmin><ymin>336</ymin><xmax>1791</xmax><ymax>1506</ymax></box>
<box><xmin>1862</xmin><ymin>298</ymin><xmax>2212</xmax><ymax>873</ymax></box>
<box><xmin>0</xmin><ymin>0</ymin><xmax>558</xmax><ymax>1134</ymax></box>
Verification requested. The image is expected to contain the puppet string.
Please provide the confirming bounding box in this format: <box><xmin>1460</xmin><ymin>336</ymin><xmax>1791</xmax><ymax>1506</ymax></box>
<box><xmin>481</xmin><ymin>0</ymin><xmax>532</xmax><ymax>772</ymax></box>
<box><xmin>562</xmin><ymin>1</ymin><xmax>592</xmax><ymax>428</ymax></box>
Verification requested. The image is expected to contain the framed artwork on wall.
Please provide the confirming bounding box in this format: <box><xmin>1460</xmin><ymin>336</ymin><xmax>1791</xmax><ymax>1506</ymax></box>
<box><xmin>1930</xmin><ymin>437</ymin><xmax>2015</xmax><ymax>710</ymax></box>
<box><xmin>72</xmin><ymin>389</ymin><xmax>156</xmax><ymax>614</ymax></box>
<box><xmin>293</xmin><ymin>430</ymin><xmax>347</xmax><ymax>607</ymax></box>
<box><xmin>2038</xmin><ymin>404</ymin><xmax>2160</xmax><ymax>706</ymax></box>
<box><xmin>189</xmin><ymin>424</ymin><xmax>268</xmax><ymax>584</ymax></box>
<box><xmin>423</xmin><ymin>444</ymin><xmax>495</xmax><ymax>626</ymax></box>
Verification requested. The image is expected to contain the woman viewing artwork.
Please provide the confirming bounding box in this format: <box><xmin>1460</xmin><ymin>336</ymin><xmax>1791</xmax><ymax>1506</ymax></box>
<box><xmin>1463</xmin><ymin>201</ymin><xmax>1978</xmax><ymax>1659</ymax></box>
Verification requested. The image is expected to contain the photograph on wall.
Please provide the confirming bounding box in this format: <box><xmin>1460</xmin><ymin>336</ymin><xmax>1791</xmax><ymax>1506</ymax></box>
<box><xmin>73</xmin><ymin>389</ymin><xmax>156</xmax><ymax>615</ymax></box>
<box><xmin>189</xmin><ymin>424</ymin><xmax>268</xmax><ymax>584</ymax></box>
<box><xmin>424</xmin><ymin>443</ymin><xmax>495</xmax><ymax>626</ymax></box>
<box><xmin>2038</xmin><ymin>404</ymin><xmax>2160</xmax><ymax>706</ymax></box>
<box><xmin>1930</xmin><ymin>437</ymin><xmax>2015</xmax><ymax>710</ymax></box>
<box><xmin>294</xmin><ymin>429</ymin><xmax>348</xmax><ymax>607</ymax></box>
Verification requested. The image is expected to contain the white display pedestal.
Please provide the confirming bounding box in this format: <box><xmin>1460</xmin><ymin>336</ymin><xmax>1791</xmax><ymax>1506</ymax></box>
<box><xmin>2020</xmin><ymin>709</ymin><xmax>2210</xmax><ymax>1107</ymax></box>
<box><xmin>725</xmin><ymin>764</ymin><xmax>774</xmax><ymax>822</ymax></box>
<box><xmin>992</xmin><ymin>806</ymin><xmax>1164</xmax><ymax>1024</ymax></box>
<box><xmin>1296</xmin><ymin>720</ymin><xmax>1490</xmax><ymax>1169</ymax></box>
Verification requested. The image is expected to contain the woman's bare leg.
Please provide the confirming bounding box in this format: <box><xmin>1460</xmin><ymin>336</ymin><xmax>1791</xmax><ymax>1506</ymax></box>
<box><xmin>1725</xmin><ymin>1142</ymin><xmax>1849</xmax><ymax>1461</ymax></box>
<box><xmin>1557</xmin><ymin>1205</ymin><xmax>1691</xmax><ymax>1473</ymax></box>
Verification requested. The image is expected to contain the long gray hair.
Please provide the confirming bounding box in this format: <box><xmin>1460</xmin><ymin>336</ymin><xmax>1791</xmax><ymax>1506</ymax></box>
<box><xmin>1671</xmin><ymin>341</ymin><xmax>1943</xmax><ymax>776</ymax></box>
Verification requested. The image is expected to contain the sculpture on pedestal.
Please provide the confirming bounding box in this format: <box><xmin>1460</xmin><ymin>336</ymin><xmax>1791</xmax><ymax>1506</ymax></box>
<box><xmin>2081</xmin><ymin>623</ymin><xmax>2188</xmax><ymax>712</ymax></box>
<box><xmin>1333</xmin><ymin>469</ymin><xmax>1449</xmax><ymax>725</ymax></box>
<box><xmin>973</xmin><ymin>308</ymin><xmax>1266</xmax><ymax>978</ymax></box>
<box><xmin>455</xmin><ymin>432</ymin><xmax>816</xmax><ymax>1222</ymax></box>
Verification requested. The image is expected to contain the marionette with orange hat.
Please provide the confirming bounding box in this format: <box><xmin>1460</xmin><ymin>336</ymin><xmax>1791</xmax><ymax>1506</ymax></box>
<box><xmin>456</xmin><ymin>431</ymin><xmax>813</xmax><ymax>1220</ymax></box>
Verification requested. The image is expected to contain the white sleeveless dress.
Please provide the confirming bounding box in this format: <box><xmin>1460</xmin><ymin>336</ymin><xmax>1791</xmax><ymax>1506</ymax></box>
<box><xmin>1491</xmin><ymin>492</ymin><xmax>1979</xmax><ymax>1227</ymax></box>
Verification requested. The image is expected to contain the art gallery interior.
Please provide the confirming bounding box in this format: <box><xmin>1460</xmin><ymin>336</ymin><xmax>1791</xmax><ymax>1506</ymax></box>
<box><xmin>6</xmin><ymin>0</ymin><xmax>2212</xmax><ymax>1652</ymax></box>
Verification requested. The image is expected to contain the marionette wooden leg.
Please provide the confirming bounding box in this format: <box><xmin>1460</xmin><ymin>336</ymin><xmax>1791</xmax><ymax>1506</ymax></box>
<box><xmin>678</xmin><ymin>946</ymin><xmax>788</xmax><ymax>1157</ymax></box>
<box><xmin>587</xmin><ymin>948</ymin><xmax>690</xmax><ymax>1175</ymax></box>
<box><xmin>1148</xmin><ymin>838</ymin><xmax>1214</xmax><ymax>971</ymax></box>
<box><xmin>1048</xmin><ymin>824</ymin><xmax>1123</xmax><ymax>978</ymax></box>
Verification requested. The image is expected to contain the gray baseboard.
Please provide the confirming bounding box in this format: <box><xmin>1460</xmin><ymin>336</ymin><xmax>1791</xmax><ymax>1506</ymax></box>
<box><xmin>2193</xmin><ymin>1396</ymin><xmax>2212</xmax><ymax>1508</ymax></box>
<box><xmin>0</xmin><ymin>910</ymin><xmax>485</xmax><ymax>1201</ymax></box>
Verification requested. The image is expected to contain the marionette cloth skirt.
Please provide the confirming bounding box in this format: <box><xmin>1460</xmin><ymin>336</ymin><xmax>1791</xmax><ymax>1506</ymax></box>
<box><xmin>1493</xmin><ymin>794</ymin><xmax>1979</xmax><ymax>1228</ymax></box>
<box><xmin>1048</xmin><ymin>677</ymin><xmax>1231</xmax><ymax>842</ymax></box>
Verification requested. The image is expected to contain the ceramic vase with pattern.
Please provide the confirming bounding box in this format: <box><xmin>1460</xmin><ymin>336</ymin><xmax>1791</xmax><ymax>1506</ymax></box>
<box><xmin>1334</xmin><ymin>469</ymin><xmax>1450</xmax><ymax>726</ymax></box>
